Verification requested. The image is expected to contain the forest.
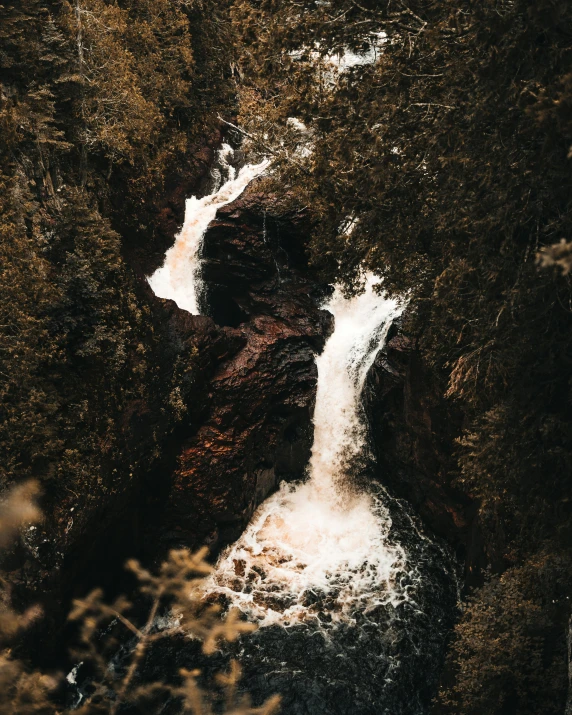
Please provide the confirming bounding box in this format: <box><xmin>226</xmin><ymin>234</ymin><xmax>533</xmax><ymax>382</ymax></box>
<box><xmin>1</xmin><ymin>0</ymin><xmax>572</xmax><ymax>713</ymax></box>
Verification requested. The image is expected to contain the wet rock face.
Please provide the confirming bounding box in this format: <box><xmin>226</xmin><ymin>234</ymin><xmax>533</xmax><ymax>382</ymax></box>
<box><xmin>156</xmin><ymin>191</ymin><xmax>332</xmax><ymax>552</ymax></box>
<box><xmin>363</xmin><ymin>324</ymin><xmax>478</xmax><ymax>570</ymax></box>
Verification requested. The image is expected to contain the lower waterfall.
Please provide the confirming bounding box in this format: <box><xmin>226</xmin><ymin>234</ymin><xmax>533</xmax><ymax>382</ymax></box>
<box><xmin>203</xmin><ymin>276</ymin><xmax>458</xmax><ymax>714</ymax></box>
<box><xmin>205</xmin><ymin>277</ymin><xmax>406</xmax><ymax>626</ymax></box>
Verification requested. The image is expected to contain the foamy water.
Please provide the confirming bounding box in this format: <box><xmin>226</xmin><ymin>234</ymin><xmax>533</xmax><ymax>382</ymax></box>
<box><xmin>148</xmin><ymin>145</ymin><xmax>270</xmax><ymax>314</ymax></box>
<box><xmin>206</xmin><ymin>276</ymin><xmax>407</xmax><ymax>626</ymax></box>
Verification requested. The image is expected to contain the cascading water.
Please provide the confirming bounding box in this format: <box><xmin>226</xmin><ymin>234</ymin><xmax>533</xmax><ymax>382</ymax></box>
<box><xmin>145</xmin><ymin>138</ymin><xmax>456</xmax><ymax>711</ymax></box>
<box><xmin>147</xmin><ymin>145</ymin><xmax>270</xmax><ymax>314</ymax></box>
<box><xmin>205</xmin><ymin>277</ymin><xmax>407</xmax><ymax>626</ymax></box>
<box><xmin>204</xmin><ymin>276</ymin><xmax>458</xmax><ymax>714</ymax></box>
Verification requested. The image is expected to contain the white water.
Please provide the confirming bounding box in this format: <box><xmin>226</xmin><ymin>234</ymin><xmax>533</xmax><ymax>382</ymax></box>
<box><xmin>289</xmin><ymin>32</ymin><xmax>387</xmax><ymax>87</ymax></box>
<box><xmin>206</xmin><ymin>275</ymin><xmax>407</xmax><ymax>627</ymax></box>
<box><xmin>148</xmin><ymin>145</ymin><xmax>270</xmax><ymax>314</ymax></box>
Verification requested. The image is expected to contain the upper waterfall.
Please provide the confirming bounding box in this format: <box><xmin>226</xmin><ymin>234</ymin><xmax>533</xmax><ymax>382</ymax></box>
<box><xmin>148</xmin><ymin>145</ymin><xmax>270</xmax><ymax>314</ymax></box>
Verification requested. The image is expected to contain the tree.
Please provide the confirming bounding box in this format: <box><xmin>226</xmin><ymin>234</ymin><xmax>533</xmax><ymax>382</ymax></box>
<box><xmin>228</xmin><ymin>1</ymin><xmax>572</xmax><ymax>710</ymax></box>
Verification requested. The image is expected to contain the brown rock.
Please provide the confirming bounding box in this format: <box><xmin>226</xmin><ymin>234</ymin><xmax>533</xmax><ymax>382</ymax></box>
<box><xmin>154</xmin><ymin>188</ymin><xmax>332</xmax><ymax>552</ymax></box>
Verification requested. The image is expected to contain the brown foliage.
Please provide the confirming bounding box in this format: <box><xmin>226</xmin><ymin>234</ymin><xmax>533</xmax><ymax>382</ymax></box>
<box><xmin>0</xmin><ymin>0</ymin><xmax>230</xmax><ymax>598</ymax></box>
<box><xmin>0</xmin><ymin>484</ymin><xmax>280</xmax><ymax>714</ymax></box>
<box><xmin>436</xmin><ymin>552</ymin><xmax>572</xmax><ymax>715</ymax></box>
<box><xmin>68</xmin><ymin>547</ymin><xmax>279</xmax><ymax>715</ymax></box>
<box><xmin>538</xmin><ymin>239</ymin><xmax>572</xmax><ymax>276</ymax></box>
<box><xmin>0</xmin><ymin>482</ymin><xmax>56</xmax><ymax>715</ymax></box>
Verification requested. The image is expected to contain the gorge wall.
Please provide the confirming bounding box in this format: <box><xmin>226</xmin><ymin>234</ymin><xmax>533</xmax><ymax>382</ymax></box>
<box><xmin>151</xmin><ymin>190</ymin><xmax>333</xmax><ymax>553</ymax></box>
<box><xmin>363</xmin><ymin>329</ymin><xmax>486</xmax><ymax>582</ymax></box>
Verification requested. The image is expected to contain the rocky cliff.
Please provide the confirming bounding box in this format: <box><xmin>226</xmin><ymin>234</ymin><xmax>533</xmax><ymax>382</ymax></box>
<box><xmin>152</xmin><ymin>191</ymin><xmax>332</xmax><ymax>553</ymax></box>
<box><xmin>363</xmin><ymin>325</ymin><xmax>487</xmax><ymax>584</ymax></box>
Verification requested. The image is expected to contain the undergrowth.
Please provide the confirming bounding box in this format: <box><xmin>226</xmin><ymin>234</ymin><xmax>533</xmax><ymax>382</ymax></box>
<box><xmin>0</xmin><ymin>482</ymin><xmax>280</xmax><ymax>715</ymax></box>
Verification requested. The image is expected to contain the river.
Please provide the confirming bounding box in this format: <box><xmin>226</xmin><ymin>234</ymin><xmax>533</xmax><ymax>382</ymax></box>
<box><xmin>148</xmin><ymin>146</ymin><xmax>458</xmax><ymax>714</ymax></box>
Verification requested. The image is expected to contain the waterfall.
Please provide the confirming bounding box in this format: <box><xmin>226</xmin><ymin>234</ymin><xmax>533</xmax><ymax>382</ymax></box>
<box><xmin>206</xmin><ymin>275</ymin><xmax>410</xmax><ymax>626</ymax></box>
<box><xmin>146</xmin><ymin>141</ymin><xmax>456</xmax><ymax>710</ymax></box>
<box><xmin>201</xmin><ymin>275</ymin><xmax>457</xmax><ymax>714</ymax></box>
<box><xmin>147</xmin><ymin>145</ymin><xmax>270</xmax><ymax>314</ymax></box>
<box><xmin>309</xmin><ymin>275</ymin><xmax>401</xmax><ymax>498</ymax></box>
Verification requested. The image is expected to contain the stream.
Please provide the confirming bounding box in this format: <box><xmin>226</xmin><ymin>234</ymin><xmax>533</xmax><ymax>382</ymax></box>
<box><xmin>147</xmin><ymin>147</ymin><xmax>458</xmax><ymax>714</ymax></box>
